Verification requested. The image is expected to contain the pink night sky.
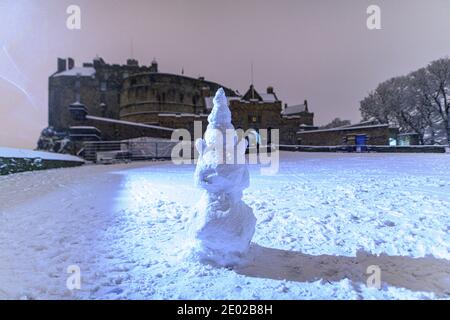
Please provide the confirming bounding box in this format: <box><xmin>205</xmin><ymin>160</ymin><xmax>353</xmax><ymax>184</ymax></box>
<box><xmin>1</xmin><ymin>0</ymin><xmax>450</xmax><ymax>148</ymax></box>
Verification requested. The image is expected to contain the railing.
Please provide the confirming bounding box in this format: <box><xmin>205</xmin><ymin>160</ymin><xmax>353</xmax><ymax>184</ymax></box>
<box><xmin>82</xmin><ymin>140</ymin><xmax>184</xmax><ymax>163</ymax></box>
<box><xmin>278</xmin><ymin>144</ymin><xmax>450</xmax><ymax>153</ymax></box>
<box><xmin>82</xmin><ymin>140</ymin><xmax>277</xmax><ymax>163</ymax></box>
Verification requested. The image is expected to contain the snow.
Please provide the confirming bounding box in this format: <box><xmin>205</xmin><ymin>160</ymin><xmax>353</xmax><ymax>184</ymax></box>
<box><xmin>190</xmin><ymin>88</ymin><xmax>256</xmax><ymax>266</ymax></box>
<box><xmin>0</xmin><ymin>147</ymin><xmax>84</xmax><ymax>162</ymax></box>
<box><xmin>53</xmin><ymin>67</ymin><xmax>96</xmax><ymax>77</ymax></box>
<box><xmin>282</xmin><ymin>104</ymin><xmax>307</xmax><ymax>116</ymax></box>
<box><xmin>259</xmin><ymin>93</ymin><xmax>277</xmax><ymax>103</ymax></box>
<box><xmin>86</xmin><ymin>115</ymin><xmax>175</xmax><ymax>132</ymax></box>
<box><xmin>0</xmin><ymin>151</ymin><xmax>449</xmax><ymax>299</ymax></box>
<box><xmin>296</xmin><ymin>124</ymin><xmax>389</xmax><ymax>135</ymax></box>
<box><xmin>69</xmin><ymin>126</ymin><xmax>100</xmax><ymax>130</ymax></box>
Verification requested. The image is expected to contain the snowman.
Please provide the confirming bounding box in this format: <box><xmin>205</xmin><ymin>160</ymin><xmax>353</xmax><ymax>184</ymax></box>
<box><xmin>189</xmin><ymin>88</ymin><xmax>256</xmax><ymax>267</ymax></box>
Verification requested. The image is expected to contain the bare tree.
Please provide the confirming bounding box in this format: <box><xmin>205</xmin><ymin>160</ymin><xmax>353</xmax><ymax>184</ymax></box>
<box><xmin>321</xmin><ymin>118</ymin><xmax>351</xmax><ymax>129</ymax></box>
<box><xmin>360</xmin><ymin>85</ymin><xmax>392</xmax><ymax>124</ymax></box>
<box><xmin>409</xmin><ymin>68</ymin><xmax>441</xmax><ymax>144</ymax></box>
<box><xmin>389</xmin><ymin>76</ymin><xmax>430</xmax><ymax>144</ymax></box>
<box><xmin>360</xmin><ymin>57</ymin><xmax>450</xmax><ymax>145</ymax></box>
<box><xmin>416</xmin><ymin>59</ymin><xmax>450</xmax><ymax>144</ymax></box>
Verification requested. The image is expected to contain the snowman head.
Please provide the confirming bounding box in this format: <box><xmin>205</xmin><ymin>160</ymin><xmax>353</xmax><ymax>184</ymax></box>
<box><xmin>204</xmin><ymin>88</ymin><xmax>235</xmax><ymax>147</ymax></box>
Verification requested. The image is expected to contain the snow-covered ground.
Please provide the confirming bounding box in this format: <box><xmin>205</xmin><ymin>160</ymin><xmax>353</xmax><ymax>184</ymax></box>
<box><xmin>0</xmin><ymin>151</ymin><xmax>449</xmax><ymax>300</ymax></box>
<box><xmin>0</xmin><ymin>147</ymin><xmax>83</xmax><ymax>162</ymax></box>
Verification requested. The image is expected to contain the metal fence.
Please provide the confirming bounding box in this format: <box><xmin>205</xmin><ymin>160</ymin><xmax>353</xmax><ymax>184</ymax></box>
<box><xmin>278</xmin><ymin>144</ymin><xmax>450</xmax><ymax>153</ymax></box>
<box><xmin>82</xmin><ymin>140</ymin><xmax>184</xmax><ymax>163</ymax></box>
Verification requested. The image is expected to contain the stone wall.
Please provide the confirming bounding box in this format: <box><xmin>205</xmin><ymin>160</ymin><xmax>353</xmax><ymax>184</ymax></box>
<box><xmin>158</xmin><ymin>114</ymin><xmax>208</xmax><ymax>138</ymax></box>
<box><xmin>86</xmin><ymin>118</ymin><xmax>174</xmax><ymax>141</ymax></box>
<box><xmin>229</xmin><ymin>100</ymin><xmax>282</xmax><ymax>130</ymax></box>
<box><xmin>297</xmin><ymin>125</ymin><xmax>393</xmax><ymax>146</ymax></box>
<box><xmin>48</xmin><ymin>58</ymin><xmax>153</xmax><ymax>140</ymax></box>
<box><xmin>228</xmin><ymin>100</ymin><xmax>314</xmax><ymax>145</ymax></box>
<box><xmin>120</xmin><ymin>73</ymin><xmax>236</xmax><ymax>124</ymax></box>
<box><xmin>280</xmin><ymin>114</ymin><xmax>315</xmax><ymax>144</ymax></box>
<box><xmin>45</xmin><ymin>57</ymin><xmax>316</xmax><ymax>151</ymax></box>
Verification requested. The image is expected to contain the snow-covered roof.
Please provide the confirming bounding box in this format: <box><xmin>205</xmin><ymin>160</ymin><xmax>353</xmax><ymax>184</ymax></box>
<box><xmin>299</xmin><ymin>124</ymin><xmax>316</xmax><ymax>127</ymax></box>
<box><xmin>53</xmin><ymin>67</ymin><xmax>96</xmax><ymax>77</ymax></box>
<box><xmin>70</xmin><ymin>101</ymin><xmax>85</xmax><ymax>106</ymax></box>
<box><xmin>69</xmin><ymin>126</ymin><xmax>101</xmax><ymax>131</ymax></box>
<box><xmin>0</xmin><ymin>147</ymin><xmax>84</xmax><ymax>162</ymax></box>
<box><xmin>342</xmin><ymin>119</ymin><xmax>380</xmax><ymax>128</ymax></box>
<box><xmin>259</xmin><ymin>93</ymin><xmax>277</xmax><ymax>103</ymax></box>
<box><xmin>297</xmin><ymin>124</ymin><xmax>390</xmax><ymax>135</ymax></box>
<box><xmin>241</xmin><ymin>85</ymin><xmax>278</xmax><ymax>103</ymax></box>
<box><xmin>86</xmin><ymin>115</ymin><xmax>175</xmax><ymax>131</ymax></box>
<box><xmin>282</xmin><ymin>104</ymin><xmax>307</xmax><ymax>116</ymax></box>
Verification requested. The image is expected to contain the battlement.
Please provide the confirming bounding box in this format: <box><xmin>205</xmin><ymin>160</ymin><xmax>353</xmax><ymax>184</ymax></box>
<box><xmin>53</xmin><ymin>56</ymin><xmax>158</xmax><ymax>77</ymax></box>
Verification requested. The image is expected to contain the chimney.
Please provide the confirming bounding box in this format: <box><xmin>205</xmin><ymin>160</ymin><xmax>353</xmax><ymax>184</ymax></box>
<box><xmin>304</xmin><ymin>99</ymin><xmax>308</xmax><ymax>112</ymax></box>
<box><xmin>267</xmin><ymin>86</ymin><xmax>274</xmax><ymax>94</ymax></box>
<box><xmin>57</xmin><ymin>58</ymin><xmax>67</xmax><ymax>73</ymax></box>
<box><xmin>126</xmin><ymin>59</ymin><xmax>139</xmax><ymax>66</ymax></box>
<box><xmin>67</xmin><ymin>57</ymin><xmax>75</xmax><ymax>70</ymax></box>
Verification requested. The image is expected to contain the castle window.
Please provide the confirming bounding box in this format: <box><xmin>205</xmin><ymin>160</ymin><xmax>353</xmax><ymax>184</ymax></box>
<box><xmin>100</xmin><ymin>81</ymin><xmax>107</xmax><ymax>92</ymax></box>
<box><xmin>179</xmin><ymin>93</ymin><xmax>184</xmax><ymax>103</ymax></box>
<box><xmin>248</xmin><ymin>115</ymin><xmax>258</xmax><ymax>123</ymax></box>
<box><xmin>130</xmin><ymin>78</ymin><xmax>137</xmax><ymax>86</ymax></box>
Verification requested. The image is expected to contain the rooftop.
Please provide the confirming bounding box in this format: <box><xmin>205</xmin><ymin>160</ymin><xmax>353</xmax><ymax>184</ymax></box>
<box><xmin>297</xmin><ymin>124</ymin><xmax>390</xmax><ymax>135</ymax></box>
<box><xmin>53</xmin><ymin>67</ymin><xmax>96</xmax><ymax>77</ymax></box>
<box><xmin>282</xmin><ymin>103</ymin><xmax>307</xmax><ymax>116</ymax></box>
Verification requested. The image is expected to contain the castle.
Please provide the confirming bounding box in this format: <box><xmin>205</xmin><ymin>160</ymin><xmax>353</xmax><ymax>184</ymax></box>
<box><xmin>38</xmin><ymin>57</ymin><xmax>315</xmax><ymax>154</ymax></box>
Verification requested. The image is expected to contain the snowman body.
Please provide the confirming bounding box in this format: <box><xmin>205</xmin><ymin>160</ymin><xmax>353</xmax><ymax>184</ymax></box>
<box><xmin>190</xmin><ymin>88</ymin><xmax>256</xmax><ymax>266</ymax></box>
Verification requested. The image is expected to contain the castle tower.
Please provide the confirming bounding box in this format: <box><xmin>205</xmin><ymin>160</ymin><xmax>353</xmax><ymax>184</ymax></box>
<box><xmin>150</xmin><ymin>58</ymin><xmax>158</xmax><ymax>72</ymax></box>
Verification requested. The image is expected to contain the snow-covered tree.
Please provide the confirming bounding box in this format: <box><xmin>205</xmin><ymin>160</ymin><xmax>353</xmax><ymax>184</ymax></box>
<box><xmin>360</xmin><ymin>57</ymin><xmax>450</xmax><ymax>145</ymax></box>
<box><xmin>408</xmin><ymin>68</ymin><xmax>442</xmax><ymax>145</ymax></box>
<box><xmin>412</xmin><ymin>59</ymin><xmax>450</xmax><ymax>145</ymax></box>
<box><xmin>360</xmin><ymin>78</ymin><xmax>397</xmax><ymax>125</ymax></box>
<box><xmin>320</xmin><ymin>118</ymin><xmax>351</xmax><ymax>129</ymax></box>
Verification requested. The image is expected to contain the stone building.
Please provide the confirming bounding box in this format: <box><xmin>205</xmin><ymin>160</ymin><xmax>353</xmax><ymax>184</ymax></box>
<box><xmin>228</xmin><ymin>85</ymin><xmax>315</xmax><ymax>144</ymax></box>
<box><xmin>38</xmin><ymin>57</ymin><xmax>314</xmax><ymax>153</ymax></box>
<box><xmin>296</xmin><ymin>122</ymin><xmax>399</xmax><ymax>146</ymax></box>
